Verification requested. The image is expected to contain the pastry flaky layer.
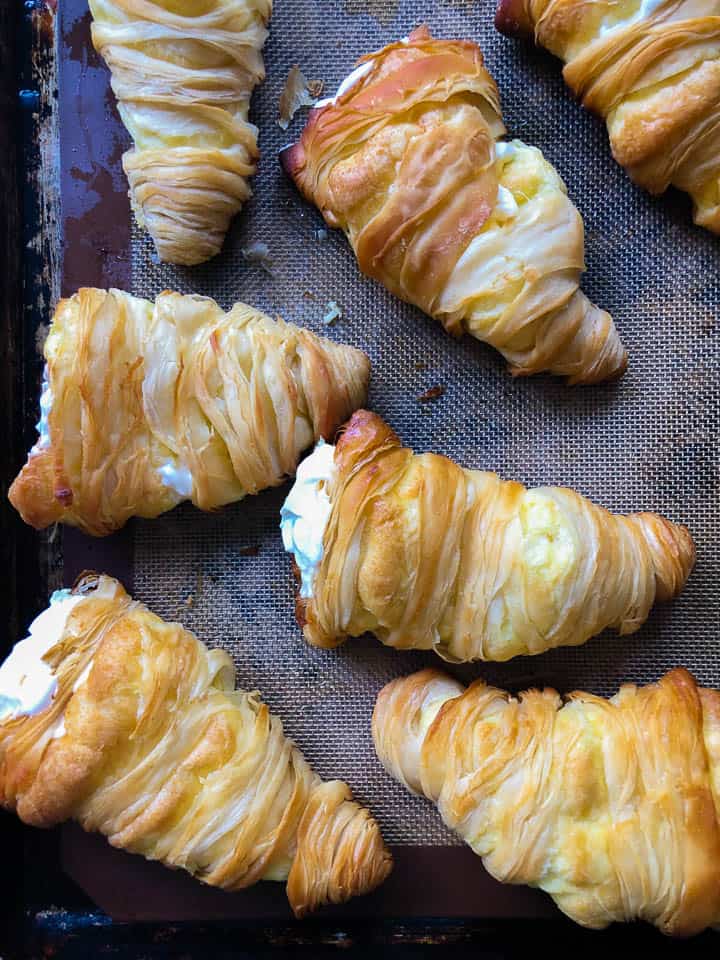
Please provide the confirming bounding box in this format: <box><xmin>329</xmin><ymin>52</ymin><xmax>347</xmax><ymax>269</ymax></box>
<box><xmin>8</xmin><ymin>288</ymin><xmax>369</xmax><ymax>537</ymax></box>
<box><xmin>89</xmin><ymin>0</ymin><xmax>272</xmax><ymax>264</ymax></box>
<box><xmin>297</xmin><ymin>411</ymin><xmax>695</xmax><ymax>661</ymax></box>
<box><xmin>496</xmin><ymin>0</ymin><xmax>720</xmax><ymax>233</ymax></box>
<box><xmin>373</xmin><ymin>667</ymin><xmax>720</xmax><ymax>935</ymax></box>
<box><xmin>282</xmin><ymin>25</ymin><xmax>626</xmax><ymax>384</ymax></box>
<box><xmin>0</xmin><ymin>574</ymin><xmax>392</xmax><ymax>917</ymax></box>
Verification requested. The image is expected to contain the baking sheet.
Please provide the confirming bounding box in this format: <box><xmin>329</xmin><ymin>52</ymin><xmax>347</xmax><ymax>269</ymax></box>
<box><xmin>56</xmin><ymin>0</ymin><xmax>720</xmax><ymax>920</ymax></box>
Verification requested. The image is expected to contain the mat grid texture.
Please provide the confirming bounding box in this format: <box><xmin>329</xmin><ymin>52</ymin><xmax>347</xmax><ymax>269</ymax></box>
<box><xmin>130</xmin><ymin>0</ymin><xmax>720</xmax><ymax>845</ymax></box>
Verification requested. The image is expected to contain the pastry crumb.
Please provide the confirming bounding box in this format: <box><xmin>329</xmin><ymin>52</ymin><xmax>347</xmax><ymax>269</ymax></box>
<box><xmin>417</xmin><ymin>385</ymin><xmax>445</xmax><ymax>403</ymax></box>
<box><xmin>240</xmin><ymin>544</ymin><xmax>260</xmax><ymax>557</ymax></box>
<box><xmin>307</xmin><ymin>78</ymin><xmax>324</xmax><ymax>98</ymax></box>
<box><xmin>322</xmin><ymin>301</ymin><xmax>343</xmax><ymax>325</ymax></box>
<box><xmin>241</xmin><ymin>242</ymin><xmax>274</xmax><ymax>275</ymax></box>
<box><xmin>278</xmin><ymin>66</ymin><xmax>321</xmax><ymax>130</ymax></box>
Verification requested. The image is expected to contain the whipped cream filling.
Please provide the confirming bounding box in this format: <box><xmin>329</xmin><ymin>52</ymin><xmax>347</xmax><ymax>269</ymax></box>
<box><xmin>0</xmin><ymin>589</ymin><xmax>81</xmax><ymax>723</ymax></box>
<box><xmin>158</xmin><ymin>459</ymin><xmax>193</xmax><ymax>499</ymax></box>
<box><xmin>495</xmin><ymin>185</ymin><xmax>519</xmax><ymax>217</ymax></box>
<box><xmin>29</xmin><ymin>365</ymin><xmax>52</xmax><ymax>457</ymax></box>
<box><xmin>280</xmin><ymin>441</ymin><xmax>337</xmax><ymax>598</ymax></box>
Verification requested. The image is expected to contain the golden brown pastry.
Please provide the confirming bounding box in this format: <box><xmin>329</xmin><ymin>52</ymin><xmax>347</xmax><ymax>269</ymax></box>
<box><xmin>0</xmin><ymin>574</ymin><xmax>392</xmax><ymax>917</ymax></box>
<box><xmin>8</xmin><ymin>288</ymin><xmax>369</xmax><ymax>537</ymax></box>
<box><xmin>496</xmin><ymin>0</ymin><xmax>720</xmax><ymax>232</ymax></box>
<box><xmin>373</xmin><ymin>666</ymin><xmax>720</xmax><ymax>935</ymax></box>
<box><xmin>281</xmin><ymin>411</ymin><xmax>695</xmax><ymax>661</ymax></box>
<box><xmin>89</xmin><ymin>0</ymin><xmax>272</xmax><ymax>264</ymax></box>
<box><xmin>282</xmin><ymin>26</ymin><xmax>626</xmax><ymax>384</ymax></box>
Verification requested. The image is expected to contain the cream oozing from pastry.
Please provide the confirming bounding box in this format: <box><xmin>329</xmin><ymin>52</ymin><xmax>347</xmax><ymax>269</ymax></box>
<box><xmin>29</xmin><ymin>366</ymin><xmax>52</xmax><ymax>457</ymax></box>
<box><xmin>158</xmin><ymin>459</ymin><xmax>194</xmax><ymax>499</ymax></box>
<box><xmin>0</xmin><ymin>590</ymin><xmax>81</xmax><ymax>723</ymax></box>
<box><xmin>280</xmin><ymin>441</ymin><xmax>337</xmax><ymax>598</ymax></box>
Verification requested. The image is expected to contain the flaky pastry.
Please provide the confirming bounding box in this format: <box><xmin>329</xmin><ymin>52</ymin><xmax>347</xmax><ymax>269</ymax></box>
<box><xmin>0</xmin><ymin>574</ymin><xmax>391</xmax><ymax>917</ymax></box>
<box><xmin>286</xmin><ymin>411</ymin><xmax>694</xmax><ymax>662</ymax></box>
<box><xmin>496</xmin><ymin>0</ymin><xmax>720</xmax><ymax>232</ymax></box>
<box><xmin>89</xmin><ymin>0</ymin><xmax>272</xmax><ymax>264</ymax></box>
<box><xmin>8</xmin><ymin>288</ymin><xmax>369</xmax><ymax>536</ymax></box>
<box><xmin>282</xmin><ymin>26</ymin><xmax>626</xmax><ymax>383</ymax></box>
<box><xmin>373</xmin><ymin>667</ymin><xmax>720</xmax><ymax>935</ymax></box>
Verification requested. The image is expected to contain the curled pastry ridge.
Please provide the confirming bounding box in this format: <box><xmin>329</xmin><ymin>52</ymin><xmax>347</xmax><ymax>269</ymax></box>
<box><xmin>90</xmin><ymin>0</ymin><xmax>272</xmax><ymax>264</ymax></box>
<box><xmin>0</xmin><ymin>574</ymin><xmax>392</xmax><ymax>917</ymax></box>
<box><xmin>8</xmin><ymin>288</ymin><xmax>369</xmax><ymax>536</ymax></box>
<box><xmin>290</xmin><ymin>410</ymin><xmax>694</xmax><ymax>661</ymax></box>
<box><xmin>283</xmin><ymin>26</ymin><xmax>626</xmax><ymax>384</ymax></box>
<box><xmin>496</xmin><ymin>0</ymin><xmax>720</xmax><ymax>232</ymax></box>
<box><xmin>373</xmin><ymin>667</ymin><xmax>720</xmax><ymax>935</ymax></box>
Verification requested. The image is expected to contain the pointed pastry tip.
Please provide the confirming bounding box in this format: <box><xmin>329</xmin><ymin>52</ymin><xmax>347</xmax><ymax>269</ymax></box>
<box><xmin>495</xmin><ymin>0</ymin><xmax>534</xmax><ymax>37</ymax></box>
<box><xmin>279</xmin><ymin>141</ymin><xmax>304</xmax><ymax>180</ymax></box>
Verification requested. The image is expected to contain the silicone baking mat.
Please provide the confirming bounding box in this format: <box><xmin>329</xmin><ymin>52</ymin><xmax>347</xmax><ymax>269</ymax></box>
<box><xmin>57</xmin><ymin>0</ymin><xmax>719</xmax><ymax>920</ymax></box>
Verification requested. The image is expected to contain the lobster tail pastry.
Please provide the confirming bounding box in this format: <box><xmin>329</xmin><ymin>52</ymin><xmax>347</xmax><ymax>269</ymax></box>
<box><xmin>372</xmin><ymin>667</ymin><xmax>720</xmax><ymax>935</ymax></box>
<box><xmin>89</xmin><ymin>0</ymin><xmax>272</xmax><ymax>264</ymax></box>
<box><xmin>283</xmin><ymin>410</ymin><xmax>694</xmax><ymax>662</ymax></box>
<box><xmin>8</xmin><ymin>288</ymin><xmax>370</xmax><ymax>536</ymax></box>
<box><xmin>283</xmin><ymin>26</ymin><xmax>626</xmax><ymax>383</ymax></box>
<box><xmin>0</xmin><ymin>574</ymin><xmax>391</xmax><ymax>916</ymax></box>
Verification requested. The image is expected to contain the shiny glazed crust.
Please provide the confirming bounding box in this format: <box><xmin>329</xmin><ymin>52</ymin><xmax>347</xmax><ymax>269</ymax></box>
<box><xmin>89</xmin><ymin>0</ymin><xmax>272</xmax><ymax>264</ymax></box>
<box><xmin>373</xmin><ymin>666</ymin><xmax>720</xmax><ymax>935</ymax></box>
<box><xmin>297</xmin><ymin>410</ymin><xmax>695</xmax><ymax>661</ymax></box>
<box><xmin>0</xmin><ymin>574</ymin><xmax>392</xmax><ymax>917</ymax></box>
<box><xmin>283</xmin><ymin>26</ymin><xmax>626</xmax><ymax>384</ymax></box>
<box><xmin>8</xmin><ymin>288</ymin><xmax>369</xmax><ymax>536</ymax></box>
<box><xmin>495</xmin><ymin>0</ymin><xmax>720</xmax><ymax>232</ymax></box>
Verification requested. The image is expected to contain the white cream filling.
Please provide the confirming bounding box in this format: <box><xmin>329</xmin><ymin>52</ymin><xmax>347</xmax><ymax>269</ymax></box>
<box><xmin>0</xmin><ymin>590</ymin><xmax>81</xmax><ymax>723</ymax></box>
<box><xmin>494</xmin><ymin>140</ymin><xmax>516</xmax><ymax>161</ymax></box>
<box><xmin>158</xmin><ymin>459</ymin><xmax>193</xmax><ymax>499</ymax></box>
<box><xmin>495</xmin><ymin>185</ymin><xmax>519</xmax><ymax>217</ymax></box>
<box><xmin>29</xmin><ymin>365</ymin><xmax>52</xmax><ymax>457</ymax></box>
<box><xmin>280</xmin><ymin>441</ymin><xmax>337</xmax><ymax>599</ymax></box>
